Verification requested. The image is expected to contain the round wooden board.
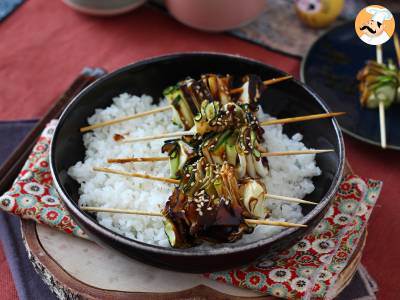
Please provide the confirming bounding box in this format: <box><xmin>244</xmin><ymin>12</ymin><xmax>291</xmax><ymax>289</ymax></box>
<box><xmin>21</xmin><ymin>220</ymin><xmax>366</xmax><ymax>300</ymax></box>
<box><xmin>21</xmin><ymin>162</ymin><xmax>362</xmax><ymax>299</ymax></box>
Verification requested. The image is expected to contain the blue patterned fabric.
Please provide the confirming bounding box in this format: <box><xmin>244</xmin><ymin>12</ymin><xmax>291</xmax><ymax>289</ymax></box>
<box><xmin>0</xmin><ymin>0</ymin><xmax>24</xmax><ymax>21</ymax></box>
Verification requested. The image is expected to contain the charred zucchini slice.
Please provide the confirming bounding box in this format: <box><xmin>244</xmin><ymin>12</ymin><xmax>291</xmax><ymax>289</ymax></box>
<box><xmin>169</xmin><ymin>148</ymin><xmax>180</xmax><ymax>179</ymax></box>
<box><xmin>164</xmin><ymin>219</ymin><xmax>178</xmax><ymax>247</ymax></box>
<box><xmin>226</xmin><ymin>131</ymin><xmax>238</xmax><ymax>166</ymax></box>
<box><xmin>164</xmin><ymin>85</ymin><xmax>194</xmax><ymax>129</ymax></box>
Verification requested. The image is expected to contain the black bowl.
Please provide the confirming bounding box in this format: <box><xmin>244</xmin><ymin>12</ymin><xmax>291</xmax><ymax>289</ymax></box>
<box><xmin>50</xmin><ymin>53</ymin><xmax>345</xmax><ymax>273</ymax></box>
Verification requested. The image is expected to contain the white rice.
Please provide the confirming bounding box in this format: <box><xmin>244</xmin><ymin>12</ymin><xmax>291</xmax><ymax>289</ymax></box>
<box><xmin>68</xmin><ymin>93</ymin><xmax>321</xmax><ymax>247</ymax></box>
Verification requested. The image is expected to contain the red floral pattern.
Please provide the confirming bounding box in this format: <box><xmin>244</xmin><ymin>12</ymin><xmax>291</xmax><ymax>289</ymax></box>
<box><xmin>206</xmin><ymin>176</ymin><xmax>382</xmax><ymax>299</ymax></box>
<box><xmin>0</xmin><ymin>120</ymin><xmax>382</xmax><ymax>299</ymax></box>
<box><xmin>0</xmin><ymin>121</ymin><xmax>86</xmax><ymax>238</ymax></box>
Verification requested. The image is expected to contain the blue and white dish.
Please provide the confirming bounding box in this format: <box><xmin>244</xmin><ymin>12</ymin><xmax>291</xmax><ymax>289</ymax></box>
<box><xmin>301</xmin><ymin>16</ymin><xmax>400</xmax><ymax>150</ymax></box>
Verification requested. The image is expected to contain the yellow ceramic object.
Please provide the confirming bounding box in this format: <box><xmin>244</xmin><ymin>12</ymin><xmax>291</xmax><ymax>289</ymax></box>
<box><xmin>295</xmin><ymin>0</ymin><xmax>344</xmax><ymax>28</ymax></box>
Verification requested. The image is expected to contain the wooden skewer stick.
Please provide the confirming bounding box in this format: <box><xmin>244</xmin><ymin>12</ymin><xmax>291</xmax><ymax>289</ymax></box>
<box><xmin>260</xmin><ymin>112</ymin><xmax>345</xmax><ymax>126</ymax></box>
<box><xmin>376</xmin><ymin>44</ymin><xmax>387</xmax><ymax>149</ymax></box>
<box><xmin>230</xmin><ymin>75</ymin><xmax>293</xmax><ymax>95</ymax></box>
<box><xmin>80</xmin><ymin>105</ymin><xmax>173</xmax><ymax>133</ymax></box>
<box><xmin>80</xmin><ymin>75</ymin><xmax>292</xmax><ymax>132</ymax></box>
<box><xmin>108</xmin><ymin>156</ymin><xmax>169</xmax><ymax>163</ymax></box>
<box><xmin>261</xmin><ymin>149</ymin><xmax>333</xmax><ymax>157</ymax></box>
<box><xmin>93</xmin><ymin>167</ymin><xmax>315</xmax><ymax>205</ymax></box>
<box><xmin>263</xmin><ymin>75</ymin><xmax>293</xmax><ymax>86</ymax></box>
<box><xmin>376</xmin><ymin>44</ymin><xmax>383</xmax><ymax>64</ymax></box>
<box><xmin>118</xmin><ymin>130</ymin><xmax>193</xmax><ymax>143</ymax></box>
<box><xmin>80</xmin><ymin>206</ymin><xmax>307</xmax><ymax>228</ymax></box>
<box><xmin>107</xmin><ymin>149</ymin><xmax>334</xmax><ymax>164</ymax></box>
<box><xmin>393</xmin><ymin>33</ymin><xmax>400</xmax><ymax>67</ymax></box>
<box><xmin>93</xmin><ymin>167</ymin><xmax>180</xmax><ymax>184</ymax></box>
<box><xmin>244</xmin><ymin>219</ymin><xmax>307</xmax><ymax>228</ymax></box>
<box><xmin>118</xmin><ymin>113</ymin><xmax>345</xmax><ymax>143</ymax></box>
<box><xmin>81</xmin><ymin>207</ymin><xmax>164</xmax><ymax>217</ymax></box>
<box><xmin>266</xmin><ymin>194</ymin><xmax>317</xmax><ymax>205</ymax></box>
<box><xmin>378</xmin><ymin>103</ymin><xmax>386</xmax><ymax>148</ymax></box>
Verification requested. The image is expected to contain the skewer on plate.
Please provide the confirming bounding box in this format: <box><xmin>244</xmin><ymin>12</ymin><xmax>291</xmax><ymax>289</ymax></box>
<box><xmin>393</xmin><ymin>33</ymin><xmax>400</xmax><ymax>64</ymax></box>
<box><xmin>357</xmin><ymin>34</ymin><xmax>400</xmax><ymax>148</ymax></box>
<box><xmin>90</xmin><ymin>160</ymin><xmax>311</xmax><ymax>248</ymax></box>
<box><xmin>376</xmin><ymin>44</ymin><xmax>387</xmax><ymax>149</ymax></box>
<box><xmin>80</xmin><ymin>105</ymin><xmax>173</xmax><ymax>133</ymax></box>
<box><xmin>259</xmin><ymin>111</ymin><xmax>345</xmax><ymax>126</ymax></box>
<box><xmin>117</xmin><ymin>112</ymin><xmax>345</xmax><ymax>144</ymax></box>
<box><xmin>92</xmin><ymin>167</ymin><xmax>317</xmax><ymax>206</ymax></box>
<box><xmin>79</xmin><ymin>75</ymin><xmax>293</xmax><ymax>133</ymax></box>
<box><xmin>229</xmin><ymin>75</ymin><xmax>293</xmax><ymax>94</ymax></box>
<box><xmin>93</xmin><ymin>167</ymin><xmax>179</xmax><ymax>184</ymax></box>
<box><xmin>80</xmin><ymin>206</ymin><xmax>307</xmax><ymax>228</ymax></box>
<box><xmin>107</xmin><ymin>149</ymin><xmax>334</xmax><ymax>164</ymax></box>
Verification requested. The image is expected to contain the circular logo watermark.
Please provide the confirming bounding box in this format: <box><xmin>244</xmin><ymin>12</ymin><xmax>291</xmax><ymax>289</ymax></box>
<box><xmin>355</xmin><ymin>5</ymin><xmax>395</xmax><ymax>46</ymax></box>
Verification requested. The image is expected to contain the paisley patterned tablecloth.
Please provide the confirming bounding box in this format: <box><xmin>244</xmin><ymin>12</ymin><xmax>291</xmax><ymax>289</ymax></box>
<box><xmin>0</xmin><ymin>121</ymin><xmax>382</xmax><ymax>299</ymax></box>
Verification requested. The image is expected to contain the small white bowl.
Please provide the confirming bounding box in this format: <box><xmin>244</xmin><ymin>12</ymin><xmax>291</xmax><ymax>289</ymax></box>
<box><xmin>62</xmin><ymin>0</ymin><xmax>147</xmax><ymax>16</ymax></box>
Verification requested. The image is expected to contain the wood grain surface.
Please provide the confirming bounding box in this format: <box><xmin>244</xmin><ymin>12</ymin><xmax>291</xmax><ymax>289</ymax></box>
<box><xmin>21</xmin><ymin>219</ymin><xmax>366</xmax><ymax>300</ymax></box>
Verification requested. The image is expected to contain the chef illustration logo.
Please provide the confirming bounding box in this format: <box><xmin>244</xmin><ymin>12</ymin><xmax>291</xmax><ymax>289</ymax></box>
<box><xmin>355</xmin><ymin>5</ymin><xmax>395</xmax><ymax>46</ymax></box>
